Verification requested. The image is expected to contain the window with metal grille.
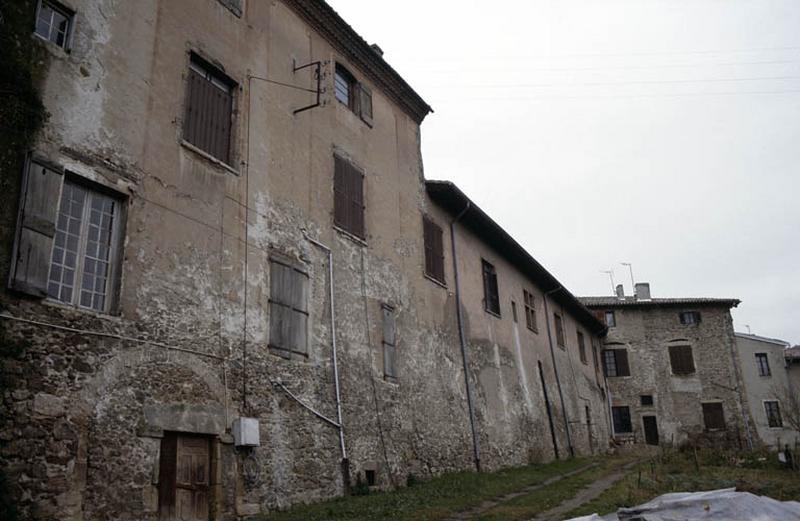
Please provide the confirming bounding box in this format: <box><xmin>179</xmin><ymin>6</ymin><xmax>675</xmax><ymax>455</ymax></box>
<box><xmin>46</xmin><ymin>177</ymin><xmax>123</xmax><ymax>312</ymax></box>
<box><xmin>382</xmin><ymin>304</ymin><xmax>397</xmax><ymax>379</ymax></box>
<box><xmin>334</xmin><ymin>63</ymin><xmax>373</xmax><ymax>125</ymax></box>
<box><xmin>679</xmin><ymin>311</ymin><xmax>701</xmax><ymax>325</ymax></box>
<box><xmin>183</xmin><ymin>54</ymin><xmax>235</xmax><ymax>164</ymax></box>
<box><xmin>523</xmin><ymin>289</ymin><xmax>537</xmax><ymax>332</ymax></box>
<box><xmin>765</xmin><ymin>401</ymin><xmax>782</xmax><ymax>428</ymax></box>
<box><xmin>612</xmin><ymin>406</ymin><xmax>632</xmax><ymax>433</ymax></box>
<box><xmin>35</xmin><ymin>0</ymin><xmax>73</xmax><ymax>49</ymax></box>
<box><xmin>641</xmin><ymin>395</ymin><xmax>654</xmax><ymax>406</ymax></box>
<box><xmin>755</xmin><ymin>353</ymin><xmax>771</xmax><ymax>377</ymax></box>
<box><xmin>603</xmin><ymin>349</ymin><xmax>630</xmax><ymax>377</ymax></box>
<box><xmin>577</xmin><ymin>331</ymin><xmax>587</xmax><ymax>364</ymax></box>
<box><xmin>333</xmin><ymin>156</ymin><xmax>365</xmax><ymax>239</ymax></box>
<box><xmin>422</xmin><ymin>216</ymin><xmax>445</xmax><ymax>284</ymax></box>
<box><xmin>554</xmin><ymin>313</ymin><xmax>565</xmax><ymax>347</ymax></box>
<box><xmin>702</xmin><ymin>402</ymin><xmax>726</xmax><ymax>430</ymax></box>
<box><xmin>268</xmin><ymin>257</ymin><xmax>309</xmax><ymax>357</ymax></box>
<box><xmin>605</xmin><ymin>310</ymin><xmax>616</xmax><ymax>327</ymax></box>
<box><xmin>668</xmin><ymin>345</ymin><xmax>695</xmax><ymax>375</ymax></box>
<box><xmin>482</xmin><ymin>259</ymin><xmax>500</xmax><ymax>316</ymax></box>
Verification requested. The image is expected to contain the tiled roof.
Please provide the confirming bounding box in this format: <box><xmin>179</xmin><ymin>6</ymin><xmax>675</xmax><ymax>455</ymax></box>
<box><xmin>579</xmin><ymin>296</ymin><xmax>740</xmax><ymax>308</ymax></box>
<box><xmin>786</xmin><ymin>346</ymin><xmax>800</xmax><ymax>360</ymax></box>
<box><xmin>734</xmin><ymin>332</ymin><xmax>790</xmax><ymax>346</ymax></box>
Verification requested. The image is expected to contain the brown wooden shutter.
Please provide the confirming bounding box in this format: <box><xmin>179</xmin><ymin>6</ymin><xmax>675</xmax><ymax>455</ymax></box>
<box><xmin>158</xmin><ymin>432</ymin><xmax>178</xmax><ymax>519</ymax></box>
<box><xmin>349</xmin><ymin>162</ymin><xmax>365</xmax><ymax>238</ymax></box>
<box><xmin>334</xmin><ymin>156</ymin><xmax>348</xmax><ymax>230</ymax></box>
<box><xmin>9</xmin><ymin>160</ymin><xmax>64</xmax><ymax>297</ymax></box>
<box><xmin>615</xmin><ymin>349</ymin><xmax>630</xmax><ymax>376</ymax></box>
<box><xmin>359</xmin><ymin>83</ymin><xmax>373</xmax><ymax>126</ymax></box>
<box><xmin>669</xmin><ymin>345</ymin><xmax>695</xmax><ymax>375</ymax></box>
<box><xmin>184</xmin><ymin>61</ymin><xmax>233</xmax><ymax>164</ymax></box>
<box><xmin>702</xmin><ymin>402</ymin><xmax>725</xmax><ymax>430</ymax></box>
<box><xmin>423</xmin><ymin>217</ymin><xmax>445</xmax><ymax>283</ymax></box>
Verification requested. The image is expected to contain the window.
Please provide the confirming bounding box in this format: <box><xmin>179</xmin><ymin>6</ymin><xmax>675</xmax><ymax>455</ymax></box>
<box><xmin>755</xmin><ymin>353</ymin><xmax>771</xmax><ymax>377</ymax></box>
<box><xmin>702</xmin><ymin>402</ymin><xmax>726</xmax><ymax>430</ymax></box>
<box><xmin>481</xmin><ymin>260</ymin><xmax>500</xmax><ymax>316</ymax></box>
<box><xmin>382</xmin><ymin>304</ymin><xmax>397</xmax><ymax>379</ymax></box>
<box><xmin>605</xmin><ymin>310</ymin><xmax>616</xmax><ymax>327</ymax></box>
<box><xmin>765</xmin><ymin>401</ymin><xmax>782</xmax><ymax>428</ymax></box>
<box><xmin>334</xmin><ymin>63</ymin><xmax>373</xmax><ymax>125</ymax></box>
<box><xmin>511</xmin><ymin>301</ymin><xmax>518</xmax><ymax>323</ymax></box>
<box><xmin>641</xmin><ymin>395</ymin><xmax>654</xmax><ymax>406</ymax></box>
<box><xmin>577</xmin><ymin>331</ymin><xmax>587</xmax><ymax>364</ymax></box>
<box><xmin>602</xmin><ymin>349</ymin><xmax>630</xmax><ymax>377</ymax></box>
<box><xmin>668</xmin><ymin>345</ymin><xmax>696</xmax><ymax>375</ymax></box>
<box><xmin>679</xmin><ymin>311</ymin><xmax>701</xmax><ymax>325</ymax></box>
<box><xmin>183</xmin><ymin>54</ymin><xmax>235</xmax><ymax>164</ymax></box>
<box><xmin>422</xmin><ymin>216</ymin><xmax>445</xmax><ymax>284</ymax></box>
<box><xmin>333</xmin><ymin>155</ymin><xmax>365</xmax><ymax>239</ymax></box>
<box><xmin>9</xmin><ymin>160</ymin><xmax>125</xmax><ymax>313</ymax></box>
<box><xmin>35</xmin><ymin>0</ymin><xmax>73</xmax><ymax>49</ymax></box>
<box><xmin>612</xmin><ymin>406</ymin><xmax>632</xmax><ymax>433</ymax></box>
<box><xmin>554</xmin><ymin>313</ymin><xmax>565</xmax><ymax>347</ymax></box>
<box><xmin>268</xmin><ymin>257</ymin><xmax>309</xmax><ymax>357</ymax></box>
<box><xmin>523</xmin><ymin>289</ymin><xmax>537</xmax><ymax>332</ymax></box>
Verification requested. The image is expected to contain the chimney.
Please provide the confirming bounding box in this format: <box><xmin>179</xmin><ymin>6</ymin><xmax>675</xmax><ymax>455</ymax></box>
<box><xmin>370</xmin><ymin>43</ymin><xmax>384</xmax><ymax>56</ymax></box>
<box><xmin>615</xmin><ymin>284</ymin><xmax>625</xmax><ymax>298</ymax></box>
<box><xmin>635</xmin><ymin>283</ymin><xmax>651</xmax><ymax>300</ymax></box>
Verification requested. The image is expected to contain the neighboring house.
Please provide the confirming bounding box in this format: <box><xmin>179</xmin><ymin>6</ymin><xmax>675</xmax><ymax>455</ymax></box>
<box><xmin>734</xmin><ymin>332</ymin><xmax>796</xmax><ymax>449</ymax></box>
<box><xmin>580</xmin><ymin>284</ymin><xmax>752</xmax><ymax>448</ymax></box>
<box><xmin>0</xmin><ymin>1</ymin><xmax>608</xmax><ymax>520</ymax></box>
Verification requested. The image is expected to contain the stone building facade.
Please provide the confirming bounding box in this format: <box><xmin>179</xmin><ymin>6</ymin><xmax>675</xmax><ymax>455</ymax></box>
<box><xmin>734</xmin><ymin>332</ymin><xmax>796</xmax><ymax>449</ymax></box>
<box><xmin>580</xmin><ymin>284</ymin><xmax>751</xmax><ymax>448</ymax></box>
<box><xmin>0</xmin><ymin>1</ymin><xmax>609</xmax><ymax>520</ymax></box>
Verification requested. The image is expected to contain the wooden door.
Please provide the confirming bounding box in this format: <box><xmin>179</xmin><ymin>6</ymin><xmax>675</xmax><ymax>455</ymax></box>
<box><xmin>159</xmin><ymin>433</ymin><xmax>211</xmax><ymax>521</ymax></box>
<box><xmin>643</xmin><ymin>416</ymin><xmax>659</xmax><ymax>446</ymax></box>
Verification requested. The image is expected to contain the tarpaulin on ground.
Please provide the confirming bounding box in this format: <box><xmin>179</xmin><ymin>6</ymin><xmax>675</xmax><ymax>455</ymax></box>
<box><xmin>566</xmin><ymin>487</ymin><xmax>800</xmax><ymax>521</ymax></box>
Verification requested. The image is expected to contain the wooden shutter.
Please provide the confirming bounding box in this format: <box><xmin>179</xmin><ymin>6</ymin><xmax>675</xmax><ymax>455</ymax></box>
<box><xmin>334</xmin><ymin>156</ymin><xmax>348</xmax><ymax>231</ymax></box>
<box><xmin>382</xmin><ymin>305</ymin><xmax>396</xmax><ymax>378</ymax></box>
<box><xmin>290</xmin><ymin>268</ymin><xmax>309</xmax><ymax>355</ymax></box>
<box><xmin>349</xmin><ymin>162</ymin><xmax>365</xmax><ymax>238</ymax></box>
<box><xmin>702</xmin><ymin>402</ymin><xmax>725</xmax><ymax>430</ymax></box>
<box><xmin>9</xmin><ymin>160</ymin><xmax>64</xmax><ymax>297</ymax></box>
<box><xmin>615</xmin><ymin>349</ymin><xmax>630</xmax><ymax>376</ymax></box>
<box><xmin>184</xmin><ymin>59</ymin><xmax>233</xmax><ymax>164</ymax></box>
<box><xmin>158</xmin><ymin>432</ymin><xmax>178</xmax><ymax>519</ymax></box>
<box><xmin>333</xmin><ymin>157</ymin><xmax>365</xmax><ymax>238</ymax></box>
<box><xmin>423</xmin><ymin>217</ymin><xmax>444</xmax><ymax>283</ymax></box>
<box><xmin>359</xmin><ymin>83</ymin><xmax>373</xmax><ymax>126</ymax></box>
<box><xmin>669</xmin><ymin>345</ymin><xmax>695</xmax><ymax>375</ymax></box>
<box><xmin>269</xmin><ymin>258</ymin><xmax>308</xmax><ymax>356</ymax></box>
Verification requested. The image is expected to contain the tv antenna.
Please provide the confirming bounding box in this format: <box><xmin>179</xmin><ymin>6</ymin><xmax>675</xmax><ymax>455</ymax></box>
<box><xmin>620</xmin><ymin>262</ymin><xmax>635</xmax><ymax>292</ymax></box>
<box><xmin>600</xmin><ymin>269</ymin><xmax>615</xmax><ymax>295</ymax></box>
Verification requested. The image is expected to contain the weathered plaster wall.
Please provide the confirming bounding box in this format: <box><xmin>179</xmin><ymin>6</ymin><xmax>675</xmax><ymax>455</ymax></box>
<box><xmin>0</xmin><ymin>1</ymin><xmax>608</xmax><ymax>520</ymax></box>
<box><xmin>595</xmin><ymin>304</ymin><xmax>751</xmax><ymax>447</ymax></box>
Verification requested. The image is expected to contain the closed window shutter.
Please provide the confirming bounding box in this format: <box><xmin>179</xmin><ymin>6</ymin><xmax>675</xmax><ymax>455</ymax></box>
<box><xmin>702</xmin><ymin>403</ymin><xmax>725</xmax><ymax>430</ymax></box>
<box><xmin>184</xmin><ymin>59</ymin><xmax>233</xmax><ymax>164</ymax></box>
<box><xmin>616</xmin><ymin>349</ymin><xmax>630</xmax><ymax>376</ymax></box>
<box><xmin>333</xmin><ymin>156</ymin><xmax>348</xmax><ymax>230</ymax></box>
<box><xmin>423</xmin><ymin>218</ymin><xmax>433</xmax><ymax>276</ymax></box>
<box><xmin>350</xmin><ymin>162</ymin><xmax>365</xmax><ymax>238</ymax></box>
<box><xmin>269</xmin><ymin>258</ymin><xmax>309</xmax><ymax>357</ymax></box>
<box><xmin>9</xmin><ymin>160</ymin><xmax>64</xmax><ymax>297</ymax></box>
<box><xmin>382</xmin><ymin>305</ymin><xmax>397</xmax><ymax>378</ymax></box>
<box><xmin>423</xmin><ymin>217</ymin><xmax>445</xmax><ymax>283</ymax></box>
<box><xmin>358</xmin><ymin>83</ymin><xmax>373</xmax><ymax>126</ymax></box>
<box><xmin>669</xmin><ymin>345</ymin><xmax>695</xmax><ymax>375</ymax></box>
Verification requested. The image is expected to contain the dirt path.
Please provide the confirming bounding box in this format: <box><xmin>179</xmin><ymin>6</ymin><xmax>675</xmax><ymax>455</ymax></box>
<box><xmin>527</xmin><ymin>460</ymin><xmax>638</xmax><ymax>521</ymax></box>
<box><xmin>442</xmin><ymin>462</ymin><xmax>600</xmax><ymax>521</ymax></box>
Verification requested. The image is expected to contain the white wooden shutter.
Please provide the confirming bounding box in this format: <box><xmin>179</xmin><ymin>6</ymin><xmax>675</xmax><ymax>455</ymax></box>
<box><xmin>9</xmin><ymin>160</ymin><xmax>64</xmax><ymax>297</ymax></box>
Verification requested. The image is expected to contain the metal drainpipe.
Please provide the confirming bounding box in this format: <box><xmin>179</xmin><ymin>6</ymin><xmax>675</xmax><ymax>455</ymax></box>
<box><xmin>450</xmin><ymin>201</ymin><xmax>481</xmax><ymax>472</ymax></box>
<box><xmin>543</xmin><ymin>286</ymin><xmax>575</xmax><ymax>458</ymax></box>
<box><xmin>303</xmin><ymin>233</ymin><xmax>349</xmax><ymax>484</ymax></box>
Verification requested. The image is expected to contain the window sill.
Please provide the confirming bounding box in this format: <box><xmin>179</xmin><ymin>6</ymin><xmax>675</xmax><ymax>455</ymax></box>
<box><xmin>42</xmin><ymin>297</ymin><xmax>121</xmax><ymax>319</ymax></box>
<box><xmin>423</xmin><ymin>273</ymin><xmax>447</xmax><ymax>289</ymax></box>
<box><xmin>32</xmin><ymin>33</ymin><xmax>71</xmax><ymax>57</ymax></box>
<box><xmin>180</xmin><ymin>140</ymin><xmax>239</xmax><ymax>176</ymax></box>
<box><xmin>526</xmin><ymin>326</ymin><xmax>539</xmax><ymax>334</ymax></box>
<box><xmin>484</xmin><ymin>308</ymin><xmax>501</xmax><ymax>319</ymax></box>
<box><xmin>383</xmin><ymin>375</ymin><xmax>399</xmax><ymax>385</ymax></box>
<box><xmin>333</xmin><ymin>225</ymin><xmax>367</xmax><ymax>247</ymax></box>
<box><xmin>268</xmin><ymin>345</ymin><xmax>308</xmax><ymax>361</ymax></box>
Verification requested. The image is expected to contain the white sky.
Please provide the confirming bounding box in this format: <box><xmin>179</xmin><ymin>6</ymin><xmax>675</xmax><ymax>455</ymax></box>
<box><xmin>327</xmin><ymin>0</ymin><xmax>800</xmax><ymax>345</ymax></box>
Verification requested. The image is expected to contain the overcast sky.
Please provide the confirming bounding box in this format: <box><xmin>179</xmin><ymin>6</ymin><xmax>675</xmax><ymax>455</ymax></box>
<box><xmin>328</xmin><ymin>1</ymin><xmax>800</xmax><ymax>344</ymax></box>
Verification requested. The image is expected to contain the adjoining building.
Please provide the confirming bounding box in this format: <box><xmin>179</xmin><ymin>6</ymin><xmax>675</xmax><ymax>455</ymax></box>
<box><xmin>0</xmin><ymin>1</ymin><xmax>609</xmax><ymax>520</ymax></box>
<box><xmin>580</xmin><ymin>284</ymin><xmax>751</xmax><ymax>448</ymax></box>
<box><xmin>734</xmin><ymin>332</ymin><xmax>796</xmax><ymax>449</ymax></box>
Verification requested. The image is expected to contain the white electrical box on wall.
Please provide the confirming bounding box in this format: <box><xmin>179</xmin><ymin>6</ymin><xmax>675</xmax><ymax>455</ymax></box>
<box><xmin>233</xmin><ymin>417</ymin><xmax>260</xmax><ymax>447</ymax></box>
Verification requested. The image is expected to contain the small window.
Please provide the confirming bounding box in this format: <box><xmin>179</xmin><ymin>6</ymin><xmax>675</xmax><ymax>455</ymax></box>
<box><xmin>35</xmin><ymin>0</ymin><xmax>73</xmax><ymax>49</ymax></box>
<box><xmin>482</xmin><ymin>260</ymin><xmax>500</xmax><ymax>316</ymax></box>
<box><xmin>603</xmin><ymin>349</ymin><xmax>630</xmax><ymax>377</ymax></box>
<box><xmin>668</xmin><ymin>345</ymin><xmax>696</xmax><ymax>375</ymax></box>
<box><xmin>755</xmin><ymin>353</ymin><xmax>771</xmax><ymax>377</ymax></box>
<box><xmin>184</xmin><ymin>54</ymin><xmax>235</xmax><ymax>164</ymax></box>
<box><xmin>382</xmin><ymin>304</ymin><xmax>397</xmax><ymax>379</ymax></box>
<box><xmin>605</xmin><ymin>310</ymin><xmax>616</xmax><ymax>327</ymax></box>
<box><xmin>334</xmin><ymin>63</ymin><xmax>373</xmax><ymax>125</ymax></box>
<box><xmin>612</xmin><ymin>406</ymin><xmax>632</xmax><ymax>433</ymax></box>
<box><xmin>554</xmin><ymin>313</ymin><xmax>565</xmax><ymax>347</ymax></box>
<box><xmin>422</xmin><ymin>216</ymin><xmax>445</xmax><ymax>284</ymax></box>
<box><xmin>641</xmin><ymin>395</ymin><xmax>654</xmax><ymax>406</ymax></box>
<box><xmin>523</xmin><ymin>289</ymin><xmax>537</xmax><ymax>332</ymax></box>
<box><xmin>577</xmin><ymin>331</ymin><xmax>587</xmax><ymax>364</ymax></box>
<box><xmin>702</xmin><ymin>402</ymin><xmax>726</xmax><ymax>430</ymax></box>
<box><xmin>364</xmin><ymin>469</ymin><xmax>376</xmax><ymax>487</ymax></box>
<box><xmin>268</xmin><ymin>257</ymin><xmax>309</xmax><ymax>357</ymax></box>
<box><xmin>765</xmin><ymin>401</ymin><xmax>782</xmax><ymax>428</ymax></box>
<box><xmin>511</xmin><ymin>301</ymin><xmax>518</xmax><ymax>323</ymax></box>
<box><xmin>333</xmin><ymin>155</ymin><xmax>365</xmax><ymax>239</ymax></box>
<box><xmin>679</xmin><ymin>311</ymin><xmax>701</xmax><ymax>325</ymax></box>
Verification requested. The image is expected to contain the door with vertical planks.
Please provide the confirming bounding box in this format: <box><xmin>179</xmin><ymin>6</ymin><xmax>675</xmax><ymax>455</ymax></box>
<box><xmin>159</xmin><ymin>433</ymin><xmax>211</xmax><ymax>521</ymax></box>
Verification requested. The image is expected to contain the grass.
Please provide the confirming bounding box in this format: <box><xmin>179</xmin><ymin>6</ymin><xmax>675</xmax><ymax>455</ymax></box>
<box><xmin>252</xmin><ymin>456</ymin><xmax>596</xmax><ymax>521</ymax></box>
<box><xmin>565</xmin><ymin>447</ymin><xmax>800</xmax><ymax>519</ymax></box>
